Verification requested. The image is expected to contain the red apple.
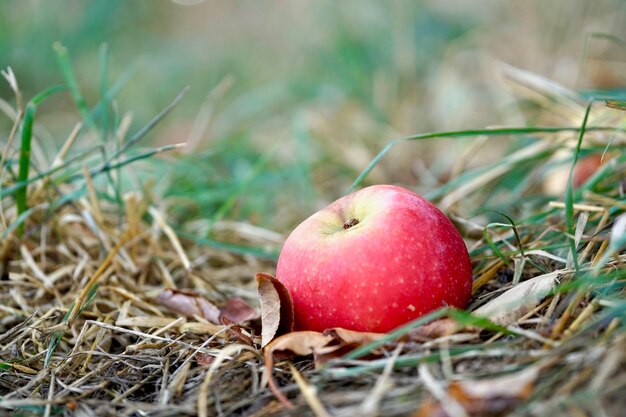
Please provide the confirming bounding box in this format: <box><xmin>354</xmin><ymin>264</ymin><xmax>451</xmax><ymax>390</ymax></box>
<box><xmin>573</xmin><ymin>154</ymin><xmax>603</xmax><ymax>188</ymax></box>
<box><xmin>276</xmin><ymin>184</ymin><xmax>472</xmax><ymax>333</ymax></box>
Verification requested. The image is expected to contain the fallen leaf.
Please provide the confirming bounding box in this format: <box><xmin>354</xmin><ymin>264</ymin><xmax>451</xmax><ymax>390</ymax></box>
<box><xmin>221</xmin><ymin>297</ymin><xmax>259</xmax><ymax>324</ymax></box>
<box><xmin>195</xmin><ymin>352</ymin><xmax>215</xmax><ymax>367</ymax></box>
<box><xmin>323</xmin><ymin>327</ymin><xmax>386</xmax><ymax>346</ymax></box>
<box><xmin>314</xmin><ymin>327</ymin><xmax>390</xmax><ymax>365</ymax></box>
<box><xmin>264</xmin><ymin>331</ymin><xmax>336</xmax><ymax>409</ymax></box>
<box><xmin>256</xmin><ymin>272</ymin><xmax>294</xmax><ymax>347</ymax></box>
<box><xmin>414</xmin><ymin>367</ymin><xmax>538</xmax><ymax>417</ymax></box>
<box><xmin>157</xmin><ymin>289</ymin><xmax>258</xmax><ymax>325</ymax></box>
<box><xmin>219</xmin><ymin>315</ymin><xmax>254</xmax><ymax>345</ymax></box>
<box><xmin>265</xmin><ymin>331</ymin><xmax>336</xmax><ymax>359</ymax></box>
<box><xmin>263</xmin><ymin>328</ymin><xmax>395</xmax><ymax>405</ymax></box>
<box><xmin>157</xmin><ymin>289</ymin><xmax>222</xmax><ymax>323</ymax></box>
<box><xmin>409</xmin><ymin>318</ymin><xmax>460</xmax><ymax>340</ymax></box>
<box><xmin>472</xmin><ymin>271</ymin><xmax>560</xmax><ymax>326</ymax></box>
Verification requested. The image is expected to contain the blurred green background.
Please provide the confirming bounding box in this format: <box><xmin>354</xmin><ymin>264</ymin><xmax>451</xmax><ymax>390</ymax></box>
<box><xmin>1</xmin><ymin>0</ymin><xmax>625</xmax><ymax>232</ymax></box>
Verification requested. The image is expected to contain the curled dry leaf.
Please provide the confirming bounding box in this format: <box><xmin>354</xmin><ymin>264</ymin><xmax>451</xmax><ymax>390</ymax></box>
<box><xmin>157</xmin><ymin>288</ymin><xmax>258</xmax><ymax>325</ymax></box>
<box><xmin>472</xmin><ymin>271</ymin><xmax>559</xmax><ymax>326</ymax></box>
<box><xmin>316</xmin><ymin>327</ymin><xmax>389</xmax><ymax>365</ymax></box>
<box><xmin>414</xmin><ymin>367</ymin><xmax>538</xmax><ymax>417</ymax></box>
<box><xmin>263</xmin><ymin>327</ymin><xmax>393</xmax><ymax>407</ymax></box>
<box><xmin>256</xmin><ymin>272</ymin><xmax>294</xmax><ymax>347</ymax></box>
<box><xmin>409</xmin><ymin>318</ymin><xmax>460</xmax><ymax>340</ymax></box>
<box><xmin>221</xmin><ymin>297</ymin><xmax>260</xmax><ymax>324</ymax></box>
<box><xmin>322</xmin><ymin>327</ymin><xmax>386</xmax><ymax>347</ymax></box>
<box><xmin>265</xmin><ymin>331</ymin><xmax>337</xmax><ymax>359</ymax></box>
<box><xmin>264</xmin><ymin>331</ymin><xmax>336</xmax><ymax>409</ymax></box>
<box><xmin>157</xmin><ymin>288</ymin><xmax>222</xmax><ymax>323</ymax></box>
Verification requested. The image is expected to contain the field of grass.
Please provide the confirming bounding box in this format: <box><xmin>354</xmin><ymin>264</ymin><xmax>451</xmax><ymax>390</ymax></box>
<box><xmin>1</xmin><ymin>1</ymin><xmax>626</xmax><ymax>416</ymax></box>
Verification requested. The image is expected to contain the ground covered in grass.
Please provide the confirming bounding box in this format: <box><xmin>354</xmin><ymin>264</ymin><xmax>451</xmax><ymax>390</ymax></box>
<box><xmin>0</xmin><ymin>55</ymin><xmax>625</xmax><ymax>416</ymax></box>
<box><xmin>1</xmin><ymin>2</ymin><xmax>626</xmax><ymax>414</ymax></box>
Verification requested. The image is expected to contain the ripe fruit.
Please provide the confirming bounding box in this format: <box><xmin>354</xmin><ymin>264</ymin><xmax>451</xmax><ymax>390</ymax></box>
<box><xmin>573</xmin><ymin>154</ymin><xmax>603</xmax><ymax>188</ymax></box>
<box><xmin>276</xmin><ymin>184</ymin><xmax>473</xmax><ymax>333</ymax></box>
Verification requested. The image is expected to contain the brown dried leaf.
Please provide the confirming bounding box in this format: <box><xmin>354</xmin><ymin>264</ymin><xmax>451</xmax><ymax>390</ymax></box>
<box><xmin>219</xmin><ymin>315</ymin><xmax>254</xmax><ymax>345</ymax></box>
<box><xmin>408</xmin><ymin>318</ymin><xmax>461</xmax><ymax>340</ymax></box>
<box><xmin>157</xmin><ymin>289</ymin><xmax>258</xmax><ymax>325</ymax></box>
<box><xmin>157</xmin><ymin>288</ymin><xmax>222</xmax><ymax>324</ymax></box>
<box><xmin>195</xmin><ymin>352</ymin><xmax>215</xmax><ymax>367</ymax></box>
<box><xmin>312</xmin><ymin>327</ymin><xmax>389</xmax><ymax>365</ymax></box>
<box><xmin>323</xmin><ymin>327</ymin><xmax>386</xmax><ymax>346</ymax></box>
<box><xmin>414</xmin><ymin>367</ymin><xmax>538</xmax><ymax>417</ymax></box>
<box><xmin>221</xmin><ymin>297</ymin><xmax>259</xmax><ymax>324</ymax></box>
<box><xmin>256</xmin><ymin>272</ymin><xmax>294</xmax><ymax>347</ymax></box>
<box><xmin>264</xmin><ymin>330</ymin><xmax>336</xmax><ymax>409</ymax></box>
<box><xmin>265</xmin><ymin>331</ymin><xmax>336</xmax><ymax>358</ymax></box>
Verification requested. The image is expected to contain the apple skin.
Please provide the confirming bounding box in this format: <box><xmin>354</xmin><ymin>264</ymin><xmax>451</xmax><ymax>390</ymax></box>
<box><xmin>573</xmin><ymin>154</ymin><xmax>603</xmax><ymax>188</ymax></box>
<box><xmin>276</xmin><ymin>184</ymin><xmax>473</xmax><ymax>333</ymax></box>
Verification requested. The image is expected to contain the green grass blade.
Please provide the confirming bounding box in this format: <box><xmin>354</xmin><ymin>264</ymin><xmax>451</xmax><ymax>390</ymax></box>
<box><xmin>89</xmin><ymin>61</ymin><xmax>139</xmax><ymax>120</ymax></box>
<box><xmin>348</xmin><ymin>125</ymin><xmax>619</xmax><ymax>193</ymax></box>
<box><xmin>483</xmin><ymin>224</ymin><xmax>511</xmax><ymax>266</ymax></box>
<box><xmin>1</xmin><ymin>207</ymin><xmax>35</xmax><ymax>240</ymax></box>
<box><xmin>483</xmin><ymin>210</ymin><xmax>526</xmax><ymax>257</ymax></box>
<box><xmin>44</xmin><ymin>285</ymin><xmax>98</xmax><ymax>367</ymax></box>
<box><xmin>448</xmin><ymin>309</ymin><xmax>515</xmax><ymax>334</ymax></box>
<box><xmin>209</xmin><ymin>145</ymin><xmax>275</xmax><ymax>229</ymax></box>
<box><xmin>14</xmin><ymin>84</ymin><xmax>68</xmax><ymax>237</ymax></box>
<box><xmin>0</xmin><ymin>146</ymin><xmax>101</xmax><ymax>200</ymax></box>
<box><xmin>44</xmin><ymin>301</ymin><xmax>73</xmax><ymax>366</ymax></box>
<box><xmin>30</xmin><ymin>84</ymin><xmax>68</xmax><ymax>105</ymax></box>
<box><xmin>113</xmin><ymin>86</ymin><xmax>190</xmax><ymax>158</ymax></box>
<box><xmin>565</xmin><ymin>101</ymin><xmax>594</xmax><ymax>275</ymax></box>
<box><xmin>343</xmin><ymin>308</ymin><xmax>448</xmax><ymax>360</ymax></box>
<box><xmin>99</xmin><ymin>43</ymin><xmax>111</xmax><ymax>138</ymax></box>
<box><xmin>53</xmin><ymin>42</ymin><xmax>95</xmax><ymax>129</ymax></box>
<box><xmin>347</xmin><ymin>139</ymin><xmax>399</xmax><ymax>193</ymax></box>
<box><xmin>15</xmin><ymin>103</ymin><xmax>36</xmax><ymax>237</ymax></box>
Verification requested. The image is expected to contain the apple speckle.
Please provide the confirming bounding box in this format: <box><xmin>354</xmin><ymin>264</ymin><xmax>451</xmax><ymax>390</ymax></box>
<box><xmin>408</xmin><ymin>304</ymin><xmax>416</xmax><ymax>311</ymax></box>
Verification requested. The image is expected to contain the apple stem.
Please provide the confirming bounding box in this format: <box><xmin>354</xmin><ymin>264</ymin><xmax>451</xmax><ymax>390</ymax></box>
<box><xmin>343</xmin><ymin>218</ymin><xmax>360</xmax><ymax>229</ymax></box>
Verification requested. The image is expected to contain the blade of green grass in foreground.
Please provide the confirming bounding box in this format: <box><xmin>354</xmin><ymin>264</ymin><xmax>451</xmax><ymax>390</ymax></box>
<box><xmin>342</xmin><ymin>308</ymin><xmax>517</xmax><ymax>363</ymax></box>
<box><xmin>565</xmin><ymin>101</ymin><xmax>594</xmax><ymax>275</ymax></box>
<box><xmin>3</xmin><ymin>85</ymin><xmax>189</xmax><ymax>204</ymax></box>
<box><xmin>447</xmin><ymin>309</ymin><xmax>515</xmax><ymax>335</ymax></box>
<box><xmin>15</xmin><ymin>85</ymin><xmax>67</xmax><ymax>237</ymax></box>
<box><xmin>44</xmin><ymin>284</ymin><xmax>98</xmax><ymax>366</ymax></box>
<box><xmin>480</xmin><ymin>210</ymin><xmax>526</xmax><ymax>267</ymax></box>
<box><xmin>347</xmin><ymin>125</ymin><xmax>620</xmax><ymax>193</ymax></box>
<box><xmin>483</xmin><ymin>223</ymin><xmax>513</xmax><ymax>266</ymax></box>
<box><xmin>343</xmin><ymin>308</ymin><xmax>448</xmax><ymax>360</ymax></box>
